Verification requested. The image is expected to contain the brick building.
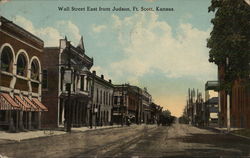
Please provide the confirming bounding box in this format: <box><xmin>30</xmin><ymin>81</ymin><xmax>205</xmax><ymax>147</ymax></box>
<box><xmin>142</xmin><ymin>88</ymin><xmax>152</xmax><ymax>124</ymax></box>
<box><xmin>41</xmin><ymin>37</ymin><xmax>93</xmax><ymax>128</ymax></box>
<box><xmin>150</xmin><ymin>102</ymin><xmax>163</xmax><ymax>124</ymax></box>
<box><xmin>218</xmin><ymin>66</ymin><xmax>250</xmax><ymax>128</ymax></box>
<box><xmin>91</xmin><ymin>72</ymin><xmax>113</xmax><ymax>126</ymax></box>
<box><xmin>112</xmin><ymin>84</ymin><xmax>142</xmax><ymax>125</ymax></box>
<box><xmin>0</xmin><ymin>16</ymin><xmax>48</xmax><ymax>132</ymax></box>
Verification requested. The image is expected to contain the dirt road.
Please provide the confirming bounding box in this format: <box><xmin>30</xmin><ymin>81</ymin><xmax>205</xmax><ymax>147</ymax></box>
<box><xmin>1</xmin><ymin>124</ymin><xmax>250</xmax><ymax>158</ymax></box>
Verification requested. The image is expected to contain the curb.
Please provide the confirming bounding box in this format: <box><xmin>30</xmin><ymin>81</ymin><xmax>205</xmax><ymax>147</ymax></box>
<box><xmin>205</xmin><ymin>126</ymin><xmax>250</xmax><ymax>140</ymax></box>
<box><xmin>0</xmin><ymin>124</ymin><xmax>138</xmax><ymax>144</ymax></box>
<box><xmin>230</xmin><ymin>132</ymin><xmax>250</xmax><ymax>140</ymax></box>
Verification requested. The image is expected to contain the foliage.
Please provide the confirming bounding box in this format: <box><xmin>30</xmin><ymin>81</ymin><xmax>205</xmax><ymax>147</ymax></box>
<box><xmin>179</xmin><ymin>116</ymin><xmax>189</xmax><ymax>124</ymax></box>
<box><xmin>207</xmin><ymin>0</ymin><xmax>250</xmax><ymax>90</ymax></box>
<box><xmin>161</xmin><ymin>110</ymin><xmax>171</xmax><ymax>117</ymax></box>
<box><xmin>160</xmin><ymin>110</ymin><xmax>176</xmax><ymax>126</ymax></box>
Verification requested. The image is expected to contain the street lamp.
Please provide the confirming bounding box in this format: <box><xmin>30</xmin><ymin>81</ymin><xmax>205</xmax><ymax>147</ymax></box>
<box><xmin>65</xmin><ymin>40</ymin><xmax>72</xmax><ymax>132</ymax></box>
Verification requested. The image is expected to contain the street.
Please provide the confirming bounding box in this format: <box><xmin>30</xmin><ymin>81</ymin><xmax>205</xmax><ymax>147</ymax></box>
<box><xmin>0</xmin><ymin>124</ymin><xmax>250</xmax><ymax>158</ymax></box>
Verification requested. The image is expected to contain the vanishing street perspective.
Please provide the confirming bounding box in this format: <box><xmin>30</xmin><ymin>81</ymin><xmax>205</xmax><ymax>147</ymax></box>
<box><xmin>0</xmin><ymin>0</ymin><xmax>250</xmax><ymax>157</ymax></box>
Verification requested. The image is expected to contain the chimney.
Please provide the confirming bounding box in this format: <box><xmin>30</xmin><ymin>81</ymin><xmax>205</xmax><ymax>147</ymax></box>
<box><xmin>92</xmin><ymin>70</ymin><xmax>96</xmax><ymax>75</ymax></box>
<box><xmin>101</xmin><ymin>74</ymin><xmax>104</xmax><ymax>79</ymax></box>
<box><xmin>109</xmin><ymin>79</ymin><xmax>112</xmax><ymax>83</ymax></box>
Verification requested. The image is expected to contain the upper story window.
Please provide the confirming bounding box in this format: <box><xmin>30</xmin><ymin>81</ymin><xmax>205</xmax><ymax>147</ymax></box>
<box><xmin>104</xmin><ymin>91</ymin><xmax>106</xmax><ymax>105</ymax></box>
<box><xmin>80</xmin><ymin>75</ymin><xmax>85</xmax><ymax>91</ymax></box>
<box><xmin>114</xmin><ymin>96</ymin><xmax>118</xmax><ymax>104</ymax></box>
<box><xmin>1</xmin><ymin>46</ymin><xmax>13</xmax><ymax>73</ymax></box>
<box><xmin>31</xmin><ymin>59</ymin><xmax>39</xmax><ymax>80</ymax></box>
<box><xmin>42</xmin><ymin>69</ymin><xmax>48</xmax><ymax>89</ymax></box>
<box><xmin>16</xmin><ymin>54</ymin><xmax>27</xmax><ymax>77</ymax></box>
<box><xmin>96</xmin><ymin>88</ymin><xmax>99</xmax><ymax>103</ymax></box>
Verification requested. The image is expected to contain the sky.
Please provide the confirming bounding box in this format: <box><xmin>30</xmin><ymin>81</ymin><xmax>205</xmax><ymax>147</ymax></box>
<box><xmin>0</xmin><ymin>0</ymin><xmax>218</xmax><ymax>117</ymax></box>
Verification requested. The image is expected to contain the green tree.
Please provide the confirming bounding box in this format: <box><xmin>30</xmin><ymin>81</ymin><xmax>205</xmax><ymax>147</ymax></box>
<box><xmin>207</xmin><ymin>0</ymin><xmax>250</xmax><ymax>90</ymax></box>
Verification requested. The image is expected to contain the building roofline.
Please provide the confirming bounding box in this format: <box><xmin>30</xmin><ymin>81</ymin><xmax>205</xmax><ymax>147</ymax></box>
<box><xmin>0</xmin><ymin>16</ymin><xmax>44</xmax><ymax>45</ymax></box>
<box><xmin>93</xmin><ymin>74</ymin><xmax>113</xmax><ymax>87</ymax></box>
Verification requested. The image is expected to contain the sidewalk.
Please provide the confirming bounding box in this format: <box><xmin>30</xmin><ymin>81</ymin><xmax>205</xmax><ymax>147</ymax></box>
<box><xmin>207</xmin><ymin>126</ymin><xmax>250</xmax><ymax>140</ymax></box>
<box><xmin>0</xmin><ymin>124</ymin><xmax>123</xmax><ymax>142</ymax></box>
<box><xmin>210</xmin><ymin>127</ymin><xmax>243</xmax><ymax>133</ymax></box>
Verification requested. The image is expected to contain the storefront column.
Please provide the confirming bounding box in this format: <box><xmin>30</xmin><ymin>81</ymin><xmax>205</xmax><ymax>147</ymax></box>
<box><xmin>76</xmin><ymin>102</ymin><xmax>79</xmax><ymax>126</ymax></box>
<box><xmin>61</xmin><ymin>99</ymin><xmax>65</xmax><ymax>126</ymax></box>
<box><xmin>15</xmin><ymin>111</ymin><xmax>19</xmax><ymax>132</ymax></box>
<box><xmin>38</xmin><ymin>111</ymin><xmax>41</xmax><ymax>129</ymax></box>
<box><xmin>19</xmin><ymin>111</ymin><xmax>24</xmax><ymax>131</ymax></box>
<box><xmin>79</xmin><ymin>103</ymin><xmax>81</xmax><ymax>126</ymax></box>
<box><xmin>28</xmin><ymin>112</ymin><xmax>32</xmax><ymax>130</ymax></box>
<box><xmin>72</xmin><ymin>101</ymin><xmax>76</xmax><ymax>126</ymax></box>
<box><xmin>8</xmin><ymin>110</ymin><xmax>15</xmax><ymax>132</ymax></box>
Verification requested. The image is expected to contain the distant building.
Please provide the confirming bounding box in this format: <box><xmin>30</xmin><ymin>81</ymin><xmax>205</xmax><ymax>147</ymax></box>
<box><xmin>186</xmin><ymin>88</ymin><xmax>207</xmax><ymax>126</ymax></box>
<box><xmin>205</xmin><ymin>97</ymin><xmax>219</xmax><ymax>126</ymax></box>
<box><xmin>0</xmin><ymin>16</ymin><xmax>48</xmax><ymax>132</ymax></box>
<box><xmin>218</xmin><ymin>66</ymin><xmax>250</xmax><ymax>128</ymax></box>
<box><xmin>142</xmin><ymin>88</ymin><xmax>152</xmax><ymax>124</ymax></box>
<box><xmin>91</xmin><ymin>72</ymin><xmax>113</xmax><ymax>126</ymax></box>
<box><xmin>41</xmin><ymin>37</ymin><xmax>93</xmax><ymax>128</ymax></box>
<box><xmin>112</xmin><ymin>84</ymin><xmax>142</xmax><ymax>125</ymax></box>
<box><xmin>150</xmin><ymin>102</ymin><xmax>162</xmax><ymax>124</ymax></box>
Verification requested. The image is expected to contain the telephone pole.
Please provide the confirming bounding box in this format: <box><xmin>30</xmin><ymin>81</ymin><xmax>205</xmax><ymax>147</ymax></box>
<box><xmin>66</xmin><ymin>40</ymin><xmax>72</xmax><ymax>132</ymax></box>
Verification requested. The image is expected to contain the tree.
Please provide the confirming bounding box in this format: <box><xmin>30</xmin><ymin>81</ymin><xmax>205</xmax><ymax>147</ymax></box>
<box><xmin>207</xmin><ymin>0</ymin><xmax>250</xmax><ymax>90</ymax></box>
<box><xmin>160</xmin><ymin>110</ymin><xmax>175</xmax><ymax>126</ymax></box>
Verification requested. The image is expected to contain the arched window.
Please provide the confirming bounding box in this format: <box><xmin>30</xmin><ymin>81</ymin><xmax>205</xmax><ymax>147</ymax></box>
<box><xmin>16</xmin><ymin>54</ymin><xmax>27</xmax><ymax>76</ymax></box>
<box><xmin>31</xmin><ymin>59</ymin><xmax>39</xmax><ymax>80</ymax></box>
<box><xmin>1</xmin><ymin>46</ymin><xmax>13</xmax><ymax>72</ymax></box>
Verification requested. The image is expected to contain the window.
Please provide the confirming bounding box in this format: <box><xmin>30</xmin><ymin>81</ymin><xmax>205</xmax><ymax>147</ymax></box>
<box><xmin>100</xmin><ymin>90</ymin><xmax>102</xmax><ymax>104</ymax></box>
<box><xmin>104</xmin><ymin>91</ymin><xmax>105</xmax><ymax>104</ymax></box>
<box><xmin>42</xmin><ymin>70</ymin><xmax>48</xmax><ymax>89</ymax></box>
<box><xmin>16</xmin><ymin>54</ymin><xmax>27</xmax><ymax>76</ymax></box>
<box><xmin>86</xmin><ymin>79</ymin><xmax>88</xmax><ymax>91</ymax></box>
<box><xmin>80</xmin><ymin>75</ymin><xmax>85</xmax><ymax>91</ymax></box>
<box><xmin>109</xmin><ymin>94</ymin><xmax>110</xmax><ymax>105</ymax></box>
<box><xmin>114</xmin><ymin>96</ymin><xmax>118</xmax><ymax>104</ymax></box>
<box><xmin>96</xmin><ymin>88</ymin><xmax>99</xmax><ymax>103</ymax></box>
<box><xmin>31</xmin><ymin>60</ymin><xmax>39</xmax><ymax>80</ymax></box>
<box><xmin>120</xmin><ymin>96</ymin><xmax>123</xmax><ymax>105</ymax></box>
<box><xmin>1</xmin><ymin>46</ymin><xmax>13</xmax><ymax>72</ymax></box>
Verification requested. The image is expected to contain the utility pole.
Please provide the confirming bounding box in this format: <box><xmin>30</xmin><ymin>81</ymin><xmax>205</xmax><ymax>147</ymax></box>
<box><xmin>226</xmin><ymin>57</ymin><xmax>230</xmax><ymax>133</ymax></box>
<box><xmin>89</xmin><ymin>73</ymin><xmax>94</xmax><ymax>129</ymax></box>
<box><xmin>66</xmin><ymin>40</ymin><xmax>72</xmax><ymax>133</ymax></box>
<box><xmin>121</xmin><ymin>84</ymin><xmax>124</xmax><ymax>126</ymax></box>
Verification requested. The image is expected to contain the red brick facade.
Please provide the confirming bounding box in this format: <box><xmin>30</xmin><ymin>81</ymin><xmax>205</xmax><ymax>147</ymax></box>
<box><xmin>0</xmin><ymin>16</ymin><xmax>47</xmax><ymax>131</ymax></box>
<box><xmin>219</xmin><ymin>66</ymin><xmax>250</xmax><ymax>128</ymax></box>
<box><xmin>41</xmin><ymin>48</ymin><xmax>60</xmax><ymax>128</ymax></box>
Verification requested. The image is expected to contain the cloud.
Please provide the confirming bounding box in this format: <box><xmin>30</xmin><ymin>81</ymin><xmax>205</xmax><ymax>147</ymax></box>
<box><xmin>56</xmin><ymin>20</ymin><xmax>81</xmax><ymax>45</ymax></box>
<box><xmin>13</xmin><ymin>16</ymin><xmax>81</xmax><ymax>47</ymax></box>
<box><xmin>91</xmin><ymin>66</ymin><xmax>112</xmax><ymax>82</ymax></box>
<box><xmin>0</xmin><ymin>0</ymin><xmax>10</xmax><ymax>5</ymax></box>
<box><xmin>144</xmin><ymin>0</ymin><xmax>158</xmax><ymax>2</ymax></box>
<box><xmin>107</xmin><ymin>12</ymin><xmax>216</xmax><ymax>83</ymax></box>
<box><xmin>92</xmin><ymin>24</ymin><xmax>107</xmax><ymax>33</ymax></box>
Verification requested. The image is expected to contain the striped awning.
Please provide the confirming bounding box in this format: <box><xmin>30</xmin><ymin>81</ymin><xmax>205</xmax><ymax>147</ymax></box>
<box><xmin>0</xmin><ymin>93</ymin><xmax>20</xmax><ymax>110</ymax></box>
<box><xmin>32</xmin><ymin>98</ymin><xmax>48</xmax><ymax>111</ymax></box>
<box><xmin>23</xmin><ymin>96</ymin><xmax>40</xmax><ymax>111</ymax></box>
<box><xmin>14</xmin><ymin>95</ymin><xmax>32</xmax><ymax>111</ymax></box>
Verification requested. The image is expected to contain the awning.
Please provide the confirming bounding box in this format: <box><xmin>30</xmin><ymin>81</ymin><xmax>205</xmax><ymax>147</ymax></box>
<box><xmin>32</xmin><ymin>98</ymin><xmax>48</xmax><ymax>111</ymax></box>
<box><xmin>14</xmin><ymin>95</ymin><xmax>32</xmax><ymax>111</ymax></box>
<box><xmin>23</xmin><ymin>96</ymin><xmax>40</xmax><ymax>111</ymax></box>
<box><xmin>0</xmin><ymin>93</ymin><xmax>20</xmax><ymax>110</ymax></box>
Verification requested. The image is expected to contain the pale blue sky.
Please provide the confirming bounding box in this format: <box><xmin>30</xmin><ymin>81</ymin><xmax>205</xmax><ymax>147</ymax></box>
<box><xmin>0</xmin><ymin>0</ymin><xmax>217</xmax><ymax>116</ymax></box>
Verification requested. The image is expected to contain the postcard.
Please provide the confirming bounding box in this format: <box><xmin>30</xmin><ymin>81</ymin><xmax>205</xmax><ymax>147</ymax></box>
<box><xmin>0</xmin><ymin>0</ymin><xmax>249</xmax><ymax>157</ymax></box>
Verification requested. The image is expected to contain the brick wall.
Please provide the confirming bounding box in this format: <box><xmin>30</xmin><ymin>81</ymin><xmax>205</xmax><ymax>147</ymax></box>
<box><xmin>41</xmin><ymin>48</ymin><xmax>60</xmax><ymax>128</ymax></box>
